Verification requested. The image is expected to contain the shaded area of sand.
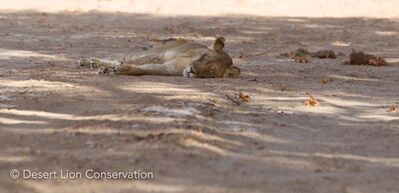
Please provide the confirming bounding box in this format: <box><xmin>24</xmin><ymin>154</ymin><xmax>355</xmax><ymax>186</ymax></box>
<box><xmin>0</xmin><ymin>11</ymin><xmax>399</xmax><ymax>193</ymax></box>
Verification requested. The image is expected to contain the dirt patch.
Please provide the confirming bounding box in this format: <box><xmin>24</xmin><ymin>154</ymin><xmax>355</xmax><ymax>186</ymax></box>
<box><xmin>0</xmin><ymin>11</ymin><xmax>399</xmax><ymax>193</ymax></box>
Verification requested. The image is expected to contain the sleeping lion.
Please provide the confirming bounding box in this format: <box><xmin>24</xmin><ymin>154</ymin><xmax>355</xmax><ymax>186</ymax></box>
<box><xmin>77</xmin><ymin>37</ymin><xmax>240</xmax><ymax>78</ymax></box>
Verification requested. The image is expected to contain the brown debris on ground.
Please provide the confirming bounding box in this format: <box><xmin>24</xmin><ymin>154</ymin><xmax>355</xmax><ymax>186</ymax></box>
<box><xmin>346</xmin><ymin>50</ymin><xmax>387</xmax><ymax>66</ymax></box>
<box><xmin>387</xmin><ymin>106</ymin><xmax>397</xmax><ymax>113</ymax></box>
<box><xmin>239</xmin><ymin>92</ymin><xmax>251</xmax><ymax>102</ymax></box>
<box><xmin>280</xmin><ymin>48</ymin><xmax>310</xmax><ymax>58</ymax></box>
<box><xmin>294</xmin><ymin>56</ymin><xmax>309</xmax><ymax>63</ymax></box>
<box><xmin>281</xmin><ymin>48</ymin><xmax>338</xmax><ymax>63</ymax></box>
<box><xmin>311</xmin><ymin>50</ymin><xmax>337</xmax><ymax>59</ymax></box>
<box><xmin>226</xmin><ymin>91</ymin><xmax>252</xmax><ymax>105</ymax></box>
<box><xmin>1</xmin><ymin>11</ymin><xmax>399</xmax><ymax>193</ymax></box>
<box><xmin>304</xmin><ymin>92</ymin><xmax>320</xmax><ymax>107</ymax></box>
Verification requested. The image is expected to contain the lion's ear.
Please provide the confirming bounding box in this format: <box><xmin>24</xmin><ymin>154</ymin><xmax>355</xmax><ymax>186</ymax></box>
<box><xmin>212</xmin><ymin>37</ymin><xmax>225</xmax><ymax>52</ymax></box>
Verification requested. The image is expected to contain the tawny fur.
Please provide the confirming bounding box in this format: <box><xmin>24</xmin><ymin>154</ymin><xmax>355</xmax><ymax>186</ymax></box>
<box><xmin>78</xmin><ymin>37</ymin><xmax>240</xmax><ymax>78</ymax></box>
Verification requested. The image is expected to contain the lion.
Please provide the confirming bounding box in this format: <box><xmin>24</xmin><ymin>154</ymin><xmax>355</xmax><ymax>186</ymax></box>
<box><xmin>77</xmin><ymin>37</ymin><xmax>240</xmax><ymax>78</ymax></box>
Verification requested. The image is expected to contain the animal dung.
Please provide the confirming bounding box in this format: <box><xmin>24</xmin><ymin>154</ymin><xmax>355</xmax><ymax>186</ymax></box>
<box><xmin>345</xmin><ymin>50</ymin><xmax>387</xmax><ymax>66</ymax></box>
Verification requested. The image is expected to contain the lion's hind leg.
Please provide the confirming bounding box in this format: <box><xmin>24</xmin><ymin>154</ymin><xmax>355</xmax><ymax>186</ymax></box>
<box><xmin>123</xmin><ymin>54</ymin><xmax>163</xmax><ymax>66</ymax></box>
<box><xmin>77</xmin><ymin>58</ymin><xmax>122</xmax><ymax>74</ymax></box>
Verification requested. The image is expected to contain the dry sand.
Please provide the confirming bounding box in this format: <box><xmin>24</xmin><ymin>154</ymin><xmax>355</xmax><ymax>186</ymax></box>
<box><xmin>0</xmin><ymin>1</ymin><xmax>399</xmax><ymax>193</ymax></box>
<box><xmin>0</xmin><ymin>0</ymin><xmax>399</xmax><ymax>18</ymax></box>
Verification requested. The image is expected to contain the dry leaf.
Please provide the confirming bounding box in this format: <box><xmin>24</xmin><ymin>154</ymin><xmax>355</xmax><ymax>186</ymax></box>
<box><xmin>320</xmin><ymin>79</ymin><xmax>328</xmax><ymax>84</ymax></box>
<box><xmin>320</xmin><ymin>78</ymin><xmax>332</xmax><ymax>84</ymax></box>
<box><xmin>387</xmin><ymin>106</ymin><xmax>397</xmax><ymax>113</ymax></box>
<box><xmin>304</xmin><ymin>92</ymin><xmax>319</xmax><ymax>107</ymax></box>
<box><xmin>369</xmin><ymin>57</ymin><xmax>387</xmax><ymax>66</ymax></box>
<box><xmin>239</xmin><ymin>92</ymin><xmax>251</xmax><ymax>102</ymax></box>
<box><xmin>294</xmin><ymin>56</ymin><xmax>309</xmax><ymax>63</ymax></box>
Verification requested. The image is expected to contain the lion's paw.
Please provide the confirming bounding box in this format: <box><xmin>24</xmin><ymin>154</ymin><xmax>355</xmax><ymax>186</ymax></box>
<box><xmin>97</xmin><ymin>66</ymin><xmax>117</xmax><ymax>75</ymax></box>
<box><xmin>77</xmin><ymin>58</ymin><xmax>101</xmax><ymax>69</ymax></box>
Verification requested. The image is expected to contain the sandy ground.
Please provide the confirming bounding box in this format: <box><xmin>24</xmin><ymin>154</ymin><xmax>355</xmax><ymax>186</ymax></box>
<box><xmin>1</xmin><ymin>0</ymin><xmax>399</xmax><ymax>18</ymax></box>
<box><xmin>0</xmin><ymin>9</ymin><xmax>399</xmax><ymax>193</ymax></box>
